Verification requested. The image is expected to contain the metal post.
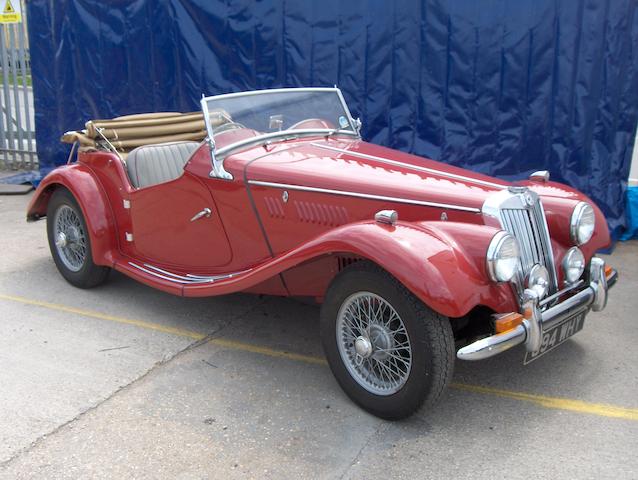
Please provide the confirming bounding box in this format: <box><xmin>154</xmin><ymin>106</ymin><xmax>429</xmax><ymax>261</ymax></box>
<box><xmin>0</xmin><ymin>25</ymin><xmax>17</xmax><ymax>167</ymax></box>
<box><xmin>17</xmin><ymin>16</ymin><xmax>34</xmax><ymax>168</ymax></box>
<box><xmin>8</xmin><ymin>24</ymin><xmax>25</xmax><ymax>169</ymax></box>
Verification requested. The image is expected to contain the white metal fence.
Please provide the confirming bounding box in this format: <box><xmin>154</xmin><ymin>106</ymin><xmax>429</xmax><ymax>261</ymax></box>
<box><xmin>0</xmin><ymin>0</ymin><xmax>36</xmax><ymax>171</ymax></box>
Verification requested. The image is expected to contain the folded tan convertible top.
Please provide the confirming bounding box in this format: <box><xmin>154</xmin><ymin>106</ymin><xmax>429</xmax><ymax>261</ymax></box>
<box><xmin>61</xmin><ymin>110</ymin><xmax>227</xmax><ymax>158</ymax></box>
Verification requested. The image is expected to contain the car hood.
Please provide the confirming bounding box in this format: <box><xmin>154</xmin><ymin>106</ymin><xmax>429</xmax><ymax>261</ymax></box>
<box><xmin>244</xmin><ymin>138</ymin><xmax>510</xmax><ymax>212</ymax></box>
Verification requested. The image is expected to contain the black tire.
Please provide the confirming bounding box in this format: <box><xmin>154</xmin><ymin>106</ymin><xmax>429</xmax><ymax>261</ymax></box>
<box><xmin>46</xmin><ymin>188</ymin><xmax>110</xmax><ymax>288</ymax></box>
<box><xmin>320</xmin><ymin>262</ymin><xmax>455</xmax><ymax>420</ymax></box>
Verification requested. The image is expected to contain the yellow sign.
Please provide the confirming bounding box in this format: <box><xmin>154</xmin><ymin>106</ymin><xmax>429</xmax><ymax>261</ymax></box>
<box><xmin>0</xmin><ymin>0</ymin><xmax>21</xmax><ymax>24</ymax></box>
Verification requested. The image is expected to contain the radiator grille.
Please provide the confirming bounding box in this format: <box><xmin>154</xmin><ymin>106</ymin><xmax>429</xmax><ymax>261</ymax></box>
<box><xmin>500</xmin><ymin>200</ymin><xmax>557</xmax><ymax>295</ymax></box>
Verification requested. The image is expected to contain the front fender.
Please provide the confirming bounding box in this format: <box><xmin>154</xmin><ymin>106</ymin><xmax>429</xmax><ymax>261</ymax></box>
<box><xmin>313</xmin><ymin>220</ymin><xmax>516</xmax><ymax>318</ymax></box>
<box><xmin>26</xmin><ymin>164</ymin><xmax>118</xmax><ymax>266</ymax></box>
<box><xmin>184</xmin><ymin>220</ymin><xmax>516</xmax><ymax>317</ymax></box>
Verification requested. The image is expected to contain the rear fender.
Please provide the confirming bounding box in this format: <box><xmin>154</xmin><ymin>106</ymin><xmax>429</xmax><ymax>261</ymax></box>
<box><xmin>26</xmin><ymin>164</ymin><xmax>118</xmax><ymax>266</ymax></box>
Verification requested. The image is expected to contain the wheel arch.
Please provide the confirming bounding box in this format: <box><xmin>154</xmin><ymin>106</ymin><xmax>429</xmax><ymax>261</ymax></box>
<box><xmin>281</xmin><ymin>220</ymin><xmax>519</xmax><ymax>318</ymax></box>
<box><xmin>27</xmin><ymin>165</ymin><xmax>118</xmax><ymax>266</ymax></box>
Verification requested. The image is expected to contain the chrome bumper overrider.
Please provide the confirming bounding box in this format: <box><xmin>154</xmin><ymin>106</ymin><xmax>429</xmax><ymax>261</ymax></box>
<box><xmin>457</xmin><ymin>258</ymin><xmax>618</xmax><ymax>361</ymax></box>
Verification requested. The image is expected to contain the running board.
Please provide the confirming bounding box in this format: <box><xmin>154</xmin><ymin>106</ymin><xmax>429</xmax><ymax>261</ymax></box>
<box><xmin>128</xmin><ymin>262</ymin><xmax>250</xmax><ymax>285</ymax></box>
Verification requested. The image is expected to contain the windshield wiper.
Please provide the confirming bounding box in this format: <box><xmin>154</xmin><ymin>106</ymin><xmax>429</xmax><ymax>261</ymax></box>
<box><xmin>325</xmin><ymin>128</ymin><xmax>358</xmax><ymax>138</ymax></box>
<box><xmin>264</xmin><ymin>133</ymin><xmax>301</xmax><ymax>146</ymax></box>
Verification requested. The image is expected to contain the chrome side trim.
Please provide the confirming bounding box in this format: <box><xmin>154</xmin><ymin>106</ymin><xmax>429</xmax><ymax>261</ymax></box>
<box><xmin>142</xmin><ymin>264</ymin><xmax>212</xmax><ymax>283</ymax></box>
<box><xmin>129</xmin><ymin>262</ymin><xmax>194</xmax><ymax>284</ymax></box>
<box><xmin>247</xmin><ymin>180</ymin><xmax>481</xmax><ymax>213</ymax></box>
<box><xmin>128</xmin><ymin>262</ymin><xmax>250</xmax><ymax>285</ymax></box>
<box><xmin>185</xmin><ymin>270</ymin><xmax>250</xmax><ymax>280</ymax></box>
<box><xmin>311</xmin><ymin>143</ymin><xmax>507</xmax><ymax>190</ymax></box>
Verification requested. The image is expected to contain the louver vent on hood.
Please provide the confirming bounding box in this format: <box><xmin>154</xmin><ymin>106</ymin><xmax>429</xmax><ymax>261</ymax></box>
<box><xmin>294</xmin><ymin>201</ymin><xmax>349</xmax><ymax>226</ymax></box>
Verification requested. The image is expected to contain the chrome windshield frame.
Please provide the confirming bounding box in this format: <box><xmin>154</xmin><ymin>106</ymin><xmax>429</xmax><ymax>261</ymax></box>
<box><xmin>215</xmin><ymin>129</ymin><xmax>359</xmax><ymax>161</ymax></box>
<box><xmin>200</xmin><ymin>87</ymin><xmax>360</xmax><ymax>179</ymax></box>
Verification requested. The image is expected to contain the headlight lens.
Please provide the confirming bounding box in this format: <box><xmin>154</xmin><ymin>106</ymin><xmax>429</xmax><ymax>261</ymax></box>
<box><xmin>487</xmin><ymin>231</ymin><xmax>520</xmax><ymax>282</ymax></box>
<box><xmin>563</xmin><ymin>247</ymin><xmax>585</xmax><ymax>283</ymax></box>
<box><xmin>570</xmin><ymin>202</ymin><xmax>595</xmax><ymax>245</ymax></box>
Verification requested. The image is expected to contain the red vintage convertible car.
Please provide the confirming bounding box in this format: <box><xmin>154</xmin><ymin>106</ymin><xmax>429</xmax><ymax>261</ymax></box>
<box><xmin>27</xmin><ymin>88</ymin><xmax>617</xmax><ymax>419</ymax></box>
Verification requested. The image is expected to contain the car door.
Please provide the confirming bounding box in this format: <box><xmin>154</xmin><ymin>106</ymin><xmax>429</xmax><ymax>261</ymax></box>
<box><xmin>128</xmin><ymin>172</ymin><xmax>232</xmax><ymax>269</ymax></box>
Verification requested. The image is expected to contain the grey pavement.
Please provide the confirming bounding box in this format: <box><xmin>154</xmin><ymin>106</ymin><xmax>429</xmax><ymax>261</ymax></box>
<box><xmin>0</xmin><ymin>192</ymin><xmax>636</xmax><ymax>479</ymax></box>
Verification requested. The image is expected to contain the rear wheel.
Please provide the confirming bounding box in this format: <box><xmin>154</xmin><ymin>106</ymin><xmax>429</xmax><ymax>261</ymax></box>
<box><xmin>320</xmin><ymin>262</ymin><xmax>455</xmax><ymax>419</ymax></box>
<box><xmin>46</xmin><ymin>188</ymin><xmax>110</xmax><ymax>288</ymax></box>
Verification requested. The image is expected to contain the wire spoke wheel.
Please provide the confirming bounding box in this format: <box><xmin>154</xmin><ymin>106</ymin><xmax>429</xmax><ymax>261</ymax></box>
<box><xmin>53</xmin><ymin>205</ymin><xmax>87</xmax><ymax>272</ymax></box>
<box><xmin>336</xmin><ymin>291</ymin><xmax>412</xmax><ymax>395</ymax></box>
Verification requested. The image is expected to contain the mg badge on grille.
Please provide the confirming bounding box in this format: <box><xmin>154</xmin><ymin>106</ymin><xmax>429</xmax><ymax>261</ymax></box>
<box><xmin>524</xmin><ymin>192</ymin><xmax>534</xmax><ymax>206</ymax></box>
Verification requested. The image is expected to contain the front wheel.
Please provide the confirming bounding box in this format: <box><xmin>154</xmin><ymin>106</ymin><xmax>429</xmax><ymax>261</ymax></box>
<box><xmin>46</xmin><ymin>188</ymin><xmax>110</xmax><ymax>288</ymax></box>
<box><xmin>320</xmin><ymin>263</ymin><xmax>455</xmax><ymax>420</ymax></box>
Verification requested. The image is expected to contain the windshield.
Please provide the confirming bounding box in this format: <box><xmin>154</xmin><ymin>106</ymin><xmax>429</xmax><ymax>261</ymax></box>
<box><xmin>200</xmin><ymin>88</ymin><xmax>358</xmax><ymax>153</ymax></box>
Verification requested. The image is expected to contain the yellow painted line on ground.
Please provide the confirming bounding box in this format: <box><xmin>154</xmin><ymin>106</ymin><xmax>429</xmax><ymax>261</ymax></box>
<box><xmin>449</xmin><ymin>383</ymin><xmax>638</xmax><ymax>421</ymax></box>
<box><xmin>2</xmin><ymin>292</ymin><xmax>637</xmax><ymax>421</ymax></box>
<box><xmin>210</xmin><ymin>337</ymin><xmax>329</xmax><ymax>366</ymax></box>
<box><xmin>0</xmin><ymin>293</ymin><xmax>206</xmax><ymax>341</ymax></box>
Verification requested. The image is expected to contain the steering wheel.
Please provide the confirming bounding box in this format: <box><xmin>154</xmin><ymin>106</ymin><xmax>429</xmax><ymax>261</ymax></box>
<box><xmin>212</xmin><ymin>122</ymin><xmax>246</xmax><ymax>135</ymax></box>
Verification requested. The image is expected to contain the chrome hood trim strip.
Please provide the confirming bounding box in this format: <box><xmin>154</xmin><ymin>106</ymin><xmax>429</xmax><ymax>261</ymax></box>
<box><xmin>247</xmin><ymin>180</ymin><xmax>481</xmax><ymax>213</ymax></box>
<box><xmin>311</xmin><ymin>143</ymin><xmax>507</xmax><ymax>190</ymax></box>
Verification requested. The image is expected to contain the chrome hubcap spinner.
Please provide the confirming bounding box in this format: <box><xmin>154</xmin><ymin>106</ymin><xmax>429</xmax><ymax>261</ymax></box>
<box><xmin>336</xmin><ymin>292</ymin><xmax>412</xmax><ymax>396</ymax></box>
<box><xmin>53</xmin><ymin>205</ymin><xmax>87</xmax><ymax>272</ymax></box>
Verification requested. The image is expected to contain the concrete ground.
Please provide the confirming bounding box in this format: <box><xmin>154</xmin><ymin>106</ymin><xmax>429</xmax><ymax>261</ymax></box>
<box><xmin>0</xmin><ymin>192</ymin><xmax>636</xmax><ymax>479</ymax></box>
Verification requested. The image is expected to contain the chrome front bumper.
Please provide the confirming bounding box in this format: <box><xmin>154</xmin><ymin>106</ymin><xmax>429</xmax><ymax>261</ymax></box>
<box><xmin>457</xmin><ymin>258</ymin><xmax>618</xmax><ymax>361</ymax></box>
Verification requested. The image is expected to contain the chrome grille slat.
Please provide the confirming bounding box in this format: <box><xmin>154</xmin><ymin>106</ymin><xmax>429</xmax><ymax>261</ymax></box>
<box><xmin>501</xmin><ymin>205</ymin><xmax>557</xmax><ymax>298</ymax></box>
<box><xmin>532</xmin><ymin>200</ymin><xmax>558</xmax><ymax>288</ymax></box>
<box><xmin>523</xmin><ymin>210</ymin><xmax>543</xmax><ymax>266</ymax></box>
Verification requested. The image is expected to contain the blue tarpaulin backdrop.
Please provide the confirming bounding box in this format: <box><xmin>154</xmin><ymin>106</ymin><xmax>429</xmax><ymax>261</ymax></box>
<box><xmin>27</xmin><ymin>0</ymin><xmax>638</xmax><ymax>237</ymax></box>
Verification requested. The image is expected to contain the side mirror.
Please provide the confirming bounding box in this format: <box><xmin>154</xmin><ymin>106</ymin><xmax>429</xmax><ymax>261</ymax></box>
<box><xmin>354</xmin><ymin>117</ymin><xmax>362</xmax><ymax>135</ymax></box>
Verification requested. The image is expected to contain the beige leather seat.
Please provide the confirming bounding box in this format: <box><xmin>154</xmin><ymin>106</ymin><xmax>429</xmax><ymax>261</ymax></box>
<box><xmin>126</xmin><ymin>141</ymin><xmax>199</xmax><ymax>188</ymax></box>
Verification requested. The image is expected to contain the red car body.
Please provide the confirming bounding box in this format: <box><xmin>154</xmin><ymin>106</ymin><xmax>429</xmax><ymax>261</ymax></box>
<box><xmin>26</xmin><ymin>87</ymin><xmax>618</xmax><ymax>418</ymax></box>
<box><xmin>27</xmin><ymin>134</ymin><xmax>610</xmax><ymax>318</ymax></box>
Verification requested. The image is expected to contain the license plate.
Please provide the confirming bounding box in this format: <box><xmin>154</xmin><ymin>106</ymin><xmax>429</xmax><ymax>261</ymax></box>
<box><xmin>523</xmin><ymin>312</ymin><xmax>586</xmax><ymax>364</ymax></box>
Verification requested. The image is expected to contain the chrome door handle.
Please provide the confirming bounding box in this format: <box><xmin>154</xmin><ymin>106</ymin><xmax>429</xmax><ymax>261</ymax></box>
<box><xmin>190</xmin><ymin>208</ymin><xmax>212</xmax><ymax>222</ymax></box>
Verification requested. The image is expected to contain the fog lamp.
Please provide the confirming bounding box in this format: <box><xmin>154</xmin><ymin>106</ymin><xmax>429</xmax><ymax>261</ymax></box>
<box><xmin>527</xmin><ymin>264</ymin><xmax>550</xmax><ymax>298</ymax></box>
<box><xmin>563</xmin><ymin>247</ymin><xmax>585</xmax><ymax>283</ymax></box>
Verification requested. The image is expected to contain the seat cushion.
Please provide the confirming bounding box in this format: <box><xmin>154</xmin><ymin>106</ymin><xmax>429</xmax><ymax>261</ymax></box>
<box><xmin>126</xmin><ymin>141</ymin><xmax>199</xmax><ymax>188</ymax></box>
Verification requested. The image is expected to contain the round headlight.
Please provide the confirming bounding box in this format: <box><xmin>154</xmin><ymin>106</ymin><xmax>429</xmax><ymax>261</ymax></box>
<box><xmin>527</xmin><ymin>264</ymin><xmax>550</xmax><ymax>298</ymax></box>
<box><xmin>487</xmin><ymin>231</ymin><xmax>520</xmax><ymax>282</ymax></box>
<box><xmin>570</xmin><ymin>202</ymin><xmax>595</xmax><ymax>245</ymax></box>
<box><xmin>563</xmin><ymin>247</ymin><xmax>585</xmax><ymax>283</ymax></box>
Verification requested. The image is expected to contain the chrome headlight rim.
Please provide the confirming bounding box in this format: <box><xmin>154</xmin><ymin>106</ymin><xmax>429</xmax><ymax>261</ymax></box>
<box><xmin>570</xmin><ymin>202</ymin><xmax>595</xmax><ymax>245</ymax></box>
<box><xmin>486</xmin><ymin>231</ymin><xmax>520</xmax><ymax>283</ymax></box>
<box><xmin>562</xmin><ymin>246</ymin><xmax>586</xmax><ymax>284</ymax></box>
